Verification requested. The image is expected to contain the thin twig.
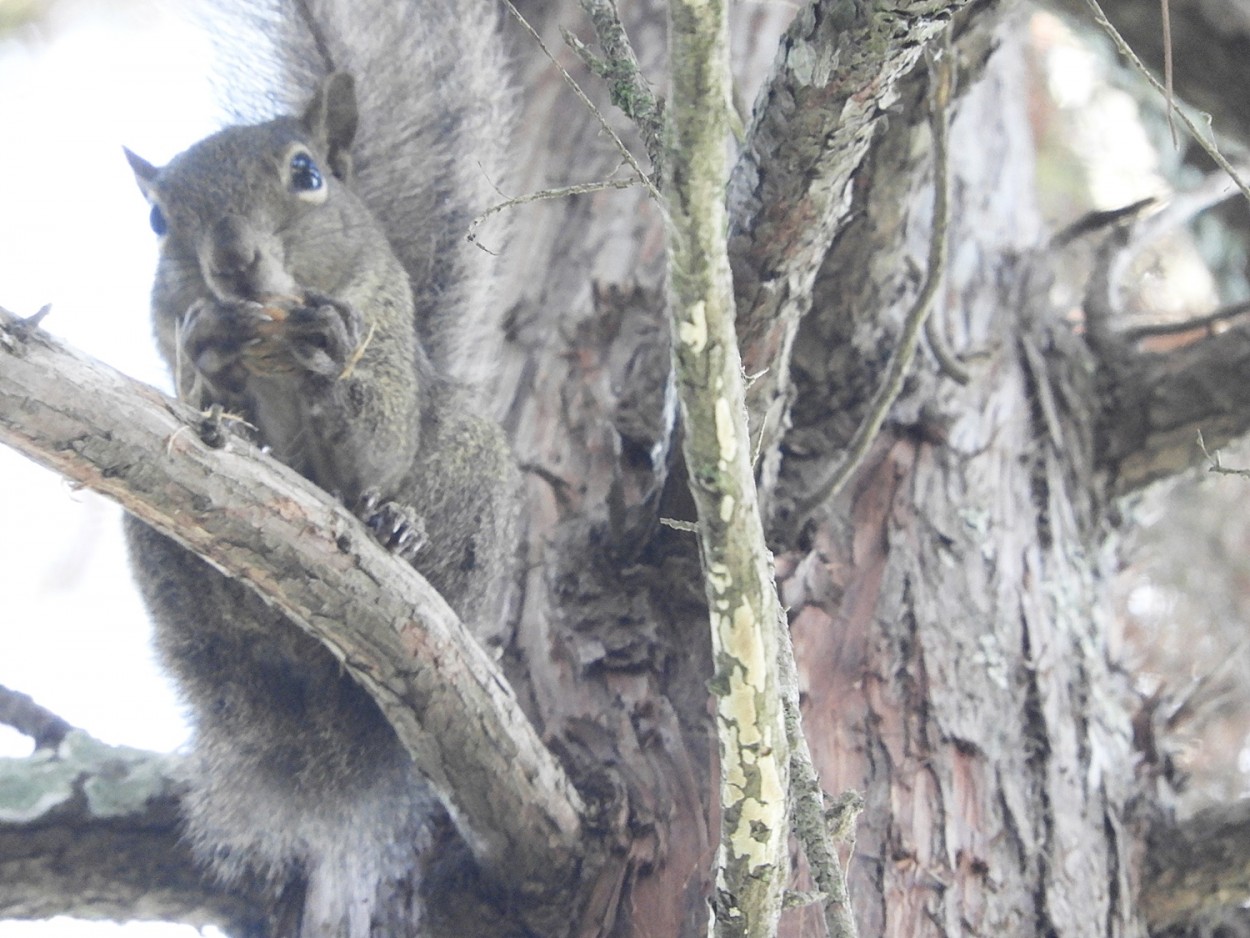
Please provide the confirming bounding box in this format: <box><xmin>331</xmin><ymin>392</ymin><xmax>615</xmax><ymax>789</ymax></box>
<box><xmin>1050</xmin><ymin>196</ymin><xmax>1159</xmax><ymax>247</ymax></box>
<box><xmin>1082</xmin><ymin>0</ymin><xmax>1250</xmax><ymax>205</ymax></box>
<box><xmin>778</xmin><ymin>617</ymin><xmax>860</xmax><ymax>938</ymax></box>
<box><xmin>1122</xmin><ymin>299</ymin><xmax>1250</xmax><ymax>342</ymax></box>
<box><xmin>501</xmin><ymin>0</ymin><xmax>661</xmax><ymax>202</ymax></box>
<box><xmin>920</xmin><ymin>47</ymin><xmax>969</xmax><ymax>386</ymax></box>
<box><xmin>0</xmin><ymin>684</ymin><xmax>74</xmax><ymax>750</ymax></box>
<box><xmin>1197</xmin><ymin>429</ymin><xmax>1250</xmax><ymax>478</ymax></box>
<box><xmin>468</xmin><ymin>174</ymin><xmax>640</xmax><ymax>253</ymax></box>
<box><xmin>791</xmin><ymin>50</ymin><xmax>956</xmax><ymax>521</ymax></box>
<box><xmin>1161</xmin><ymin>0</ymin><xmax>1176</xmax><ymax>147</ymax></box>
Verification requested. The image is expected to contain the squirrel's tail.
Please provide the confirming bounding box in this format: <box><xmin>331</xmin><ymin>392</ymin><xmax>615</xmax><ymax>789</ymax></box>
<box><xmin>221</xmin><ymin>0</ymin><xmax>514</xmax><ymax>392</ymax></box>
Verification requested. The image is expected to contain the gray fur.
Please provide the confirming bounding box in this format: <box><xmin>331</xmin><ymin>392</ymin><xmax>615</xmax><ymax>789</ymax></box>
<box><xmin>229</xmin><ymin>0</ymin><xmax>516</xmax><ymax>391</ymax></box>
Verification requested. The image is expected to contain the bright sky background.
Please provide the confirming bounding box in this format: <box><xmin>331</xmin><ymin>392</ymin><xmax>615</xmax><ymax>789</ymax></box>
<box><xmin>0</xmin><ymin>1</ymin><xmax>225</xmax><ymax>934</ymax></box>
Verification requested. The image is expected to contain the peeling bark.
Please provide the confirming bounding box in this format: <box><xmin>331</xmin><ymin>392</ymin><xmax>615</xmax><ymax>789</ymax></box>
<box><xmin>773</xmin><ymin>20</ymin><xmax>1141</xmax><ymax>936</ymax></box>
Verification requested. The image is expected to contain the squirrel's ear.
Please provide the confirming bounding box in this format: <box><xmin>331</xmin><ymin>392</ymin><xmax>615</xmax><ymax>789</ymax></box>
<box><xmin>303</xmin><ymin>72</ymin><xmax>358</xmax><ymax>184</ymax></box>
<box><xmin>124</xmin><ymin>147</ymin><xmax>159</xmax><ymax>196</ymax></box>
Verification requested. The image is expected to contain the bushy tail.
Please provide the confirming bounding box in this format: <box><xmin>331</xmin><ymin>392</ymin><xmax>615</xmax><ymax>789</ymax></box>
<box><xmin>216</xmin><ymin>0</ymin><xmax>514</xmax><ymax>392</ymax></box>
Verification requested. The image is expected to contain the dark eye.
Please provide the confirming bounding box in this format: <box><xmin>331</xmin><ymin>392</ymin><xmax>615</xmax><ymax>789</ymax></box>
<box><xmin>149</xmin><ymin>204</ymin><xmax>167</xmax><ymax>236</ymax></box>
<box><xmin>290</xmin><ymin>152</ymin><xmax>323</xmax><ymax>192</ymax></box>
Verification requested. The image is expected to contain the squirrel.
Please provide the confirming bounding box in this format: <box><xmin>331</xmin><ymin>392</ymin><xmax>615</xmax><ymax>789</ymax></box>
<box><xmin>121</xmin><ymin>2</ymin><xmax>518</xmax><ymax>935</ymax></box>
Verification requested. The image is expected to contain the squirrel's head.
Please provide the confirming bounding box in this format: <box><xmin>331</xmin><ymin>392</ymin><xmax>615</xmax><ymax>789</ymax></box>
<box><xmin>125</xmin><ymin>73</ymin><xmax>375</xmax><ymax>306</ymax></box>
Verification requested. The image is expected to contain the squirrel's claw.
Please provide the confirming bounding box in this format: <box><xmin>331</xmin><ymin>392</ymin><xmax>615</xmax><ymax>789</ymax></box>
<box><xmin>356</xmin><ymin>489</ymin><xmax>427</xmax><ymax>562</ymax></box>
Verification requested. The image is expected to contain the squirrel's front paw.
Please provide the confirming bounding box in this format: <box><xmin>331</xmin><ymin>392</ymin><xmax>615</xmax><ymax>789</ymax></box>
<box><xmin>286</xmin><ymin>293</ymin><xmax>366</xmax><ymax>378</ymax></box>
<box><xmin>183</xmin><ymin>294</ymin><xmax>365</xmax><ymax>382</ymax></box>
<box><xmin>182</xmin><ymin>299</ymin><xmax>263</xmax><ymax>391</ymax></box>
<box><xmin>356</xmin><ymin>489</ymin><xmax>427</xmax><ymax>562</ymax></box>
<box><xmin>183</xmin><ymin>296</ymin><xmax>311</xmax><ymax>383</ymax></box>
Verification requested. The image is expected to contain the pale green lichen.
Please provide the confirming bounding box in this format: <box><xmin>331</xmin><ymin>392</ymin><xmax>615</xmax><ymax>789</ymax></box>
<box><xmin>679</xmin><ymin>300</ymin><xmax>708</xmax><ymax>353</ymax></box>
<box><xmin>716</xmin><ymin>600</ymin><xmax>786</xmax><ymax>871</ymax></box>
<box><xmin>715</xmin><ymin>396</ymin><xmax>738</xmax><ymax>465</ymax></box>
<box><xmin>706</xmin><ymin>560</ymin><xmax>733</xmax><ymax>596</ymax></box>
<box><xmin>0</xmin><ymin>730</ymin><xmax>177</xmax><ymax>823</ymax></box>
<box><xmin>0</xmin><ymin>747</ymin><xmax>76</xmax><ymax>822</ymax></box>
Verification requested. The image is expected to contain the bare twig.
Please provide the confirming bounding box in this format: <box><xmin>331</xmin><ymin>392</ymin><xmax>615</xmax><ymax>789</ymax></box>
<box><xmin>468</xmin><ymin>173</ymin><xmax>640</xmax><ymax>253</ymax></box>
<box><xmin>501</xmin><ymin>0</ymin><xmax>660</xmax><ymax>202</ymax></box>
<box><xmin>1050</xmin><ymin>196</ymin><xmax>1159</xmax><ymax>247</ymax></box>
<box><xmin>1161</xmin><ymin>0</ymin><xmax>1176</xmax><ymax>147</ymax></box>
<box><xmin>0</xmin><ymin>685</ymin><xmax>73</xmax><ymax>750</ymax></box>
<box><xmin>1082</xmin><ymin>0</ymin><xmax>1250</xmax><ymax>205</ymax></box>
<box><xmin>1197</xmin><ymin>429</ymin><xmax>1250</xmax><ymax>478</ymax></box>
<box><xmin>778</xmin><ymin>619</ymin><xmax>859</xmax><ymax>938</ymax></box>
<box><xmin>1122</xmin><ymin>299</ymin><xmax>1250</xmax><ymax>342</ymax></box>
<box><xmin>791</xmin><ymin>51</ymin><xmax>956</xmax><ymax>520</ymax></box>
<box><xmin>921</xmin><ymin>47</ymin><xmax>969</xmax><ymax>386</ymax></box>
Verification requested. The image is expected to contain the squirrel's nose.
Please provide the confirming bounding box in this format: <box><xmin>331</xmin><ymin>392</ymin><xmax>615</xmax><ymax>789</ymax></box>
<box><xmin>203</xmin><ymin>215</ymin><xmax>265</xmax><ymax>295</ymax></box>
<box><xmin>206</xmin><ymin>215</ymin><xmax>261</xmax><ymax>275</ymax></box>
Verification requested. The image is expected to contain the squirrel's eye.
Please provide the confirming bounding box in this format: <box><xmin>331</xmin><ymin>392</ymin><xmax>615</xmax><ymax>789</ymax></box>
<box><xmin>148</xmin><ymin>204</ymin><xmax>168</xmax><ymax>237</ymax></box>
<box><xmin>289</xmin><ymin>152</ymin><xmax>323</xmax><ymax>192</ymax></box>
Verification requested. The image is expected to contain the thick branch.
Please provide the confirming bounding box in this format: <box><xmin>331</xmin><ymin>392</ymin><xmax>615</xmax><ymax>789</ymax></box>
<box><xmin>0</xmin><ymin>308</ymin><xmax>586</xmax><ymax>908</ymax></box>
<box><xmin>1143</xmin><ymin>800</ymin><xmax>1250</xmax><ymax>929</ymax></box>
<box><xmin>0</xmin><ymin>731</ymin><xmax>261</xmax><ymax>931</ymax></box>
<box><xmin>727</xmin><ymin>0</ymin><xmax>974</xmax><ymax>473</ymax></box>
<box><xmin>1098</xmin><ymin>323</ymin><xmax>1250</xmax><ymax>491</ymax></box>
<box><xmin>664</xmin><ymin>1</ymin><xmax>791</xmax><ymax>935</ymax></box>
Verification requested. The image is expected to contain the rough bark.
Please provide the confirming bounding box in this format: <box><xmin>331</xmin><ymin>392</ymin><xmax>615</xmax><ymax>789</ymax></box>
<box><xmin>728</xmin><ymin>0</ymin><xmax>979</xmax><ymax>494</ymax></box>
<box><xmin>771</xmin><ymin>18</ymin><xmax>1140</xmax><ymax>936</ymax></box>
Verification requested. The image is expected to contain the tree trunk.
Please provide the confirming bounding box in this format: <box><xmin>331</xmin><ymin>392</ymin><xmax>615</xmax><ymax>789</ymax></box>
<box><xmin>493</xmin><ymin>2</ymin><xmax>1142</xmax><ymax>934</ymax></box>
<box><xmin>772</xmin><ymin>17</ymin><xmax>1141</xmax><ymax>932</ymax></box>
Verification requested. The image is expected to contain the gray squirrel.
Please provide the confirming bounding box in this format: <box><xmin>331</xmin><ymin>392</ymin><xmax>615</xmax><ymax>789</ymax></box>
<box><xmin>122</xmin><ymin>1</ymin><xmax>519</xmax><ymax>935</ymax></box>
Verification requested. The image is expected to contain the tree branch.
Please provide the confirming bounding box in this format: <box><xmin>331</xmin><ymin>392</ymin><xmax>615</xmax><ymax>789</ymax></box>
<box><xmin>1098</xmin><ymin>321</ymin><xmax>1250</xmax><ymax>491</ymax></box>
<box><xmin>789</xmin><ymin>47</ymin><xmax>957</xmax><ymax>522</ymax></box>
<box><xmin>0</xmin><ymin>730</ymin><xmax>262</xmax><ymax>931</ymax></box>
<box><xmin>0</xmin><ymin>684</ymin><xmax>73</xmax><ymax>751</ymax></box>
<box><xmin>664</xmin><ymin>1</ymin><xmax>791</xmax><ymax>934</ymax></box>
<box><xmin>727</xmin><ymin>0</ymin><xmax>974</xmax><ymax>493</ymax></box>
<box><xmin>569</xmin><ymin>0</ymin><xmax>664</xmax><ymax>176</ymax></box>
<box><xmin>0</xmin><ymin>307</ymin><xmax>587</xmax><ymax>912</ymax></box>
